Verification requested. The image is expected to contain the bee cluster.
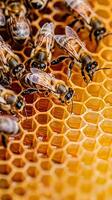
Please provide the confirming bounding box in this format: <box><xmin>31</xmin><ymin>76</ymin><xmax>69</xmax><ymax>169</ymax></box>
<box><xmin>0</xmin><ymin>0</ymin><xmax>111</xmax><ymax>148</ymax></box>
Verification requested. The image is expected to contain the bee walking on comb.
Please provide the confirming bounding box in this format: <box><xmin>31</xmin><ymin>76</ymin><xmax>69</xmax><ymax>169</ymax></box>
<box><xmin>52</xmin><ymin>26</ymin><xmax>111</xmax><ymax>83</ymax></box>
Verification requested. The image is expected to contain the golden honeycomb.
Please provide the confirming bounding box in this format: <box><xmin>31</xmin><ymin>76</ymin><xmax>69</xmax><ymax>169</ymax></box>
<box><xmin>1</xmin><ymin>0</ymin><xmax>112</xmax><ymax>200</ymax></box>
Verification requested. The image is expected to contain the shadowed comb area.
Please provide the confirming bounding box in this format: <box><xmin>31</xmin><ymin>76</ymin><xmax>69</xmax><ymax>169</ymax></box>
<box><xmin>0</xmin><ymin>0</ymin><xmax>112</xmax><ymax>200</ymax></box>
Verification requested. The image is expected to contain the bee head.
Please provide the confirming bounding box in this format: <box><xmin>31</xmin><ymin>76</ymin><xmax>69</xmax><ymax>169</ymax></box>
<box><xmin>94</xmin><ymin>27</ymin><xmax>106</xmax><ymax>41</ymax></box>
<box><xmin>15</xmin><ymin>96</ymin><xmax>24</xmax><ymax>110</ymax></box>
<box><xmin>64</xmin><ymin>88</ymin><xmax>74</xmax><ymax>103</ymax></box>
<box><xmin>86</xmin><ymin>61</ymin><xmax>98</xmax><ymax>73</ymax></box>
<box><xmin>31</xmin><ymin>61</ymin><xmax>47</xmax><ymax>70</ymax></box>
<box><xmin>31</xmin><ymin>2</ymin><xmax>43</xmax><ymax>10</ymax></box>
<box><xmin>12</xmin><ymin>64</ymin><xmax>25</xmax><ymax>78</ymax></box>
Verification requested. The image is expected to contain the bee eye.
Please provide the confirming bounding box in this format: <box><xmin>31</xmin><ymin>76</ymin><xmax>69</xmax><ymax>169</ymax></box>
<box><xmin>93</xmin><ymin>61</ymin><xmax>98</xmax><ymax>67</ymax></box>
<box><xmin>31</xmin><ymin>2</ymin><xmax>43</xmax><ymax>9</ymax></box>
<box><xmin>86</xmin><ymin>63</ymin><xmax>92</xmax><ymax>72</ymax></box>
<box><xmin>16</xmin><ymin>101</ymin><xmax>22</xmax><ymax>109</ymax></box>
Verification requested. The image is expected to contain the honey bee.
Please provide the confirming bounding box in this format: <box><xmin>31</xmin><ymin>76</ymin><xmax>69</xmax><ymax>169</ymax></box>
<box><xmin>64</xmin><ymin>0</ymin><xmax>109</xmax><ymax>44</ymax></box>
<box><xmin>0</xmin><ymin>85</ymin><xmax>25</xmax><ymax>115</ymax></box>
<box><xmin>26</xmin><ymin>0</ymin><xmax>49</xmax><ymax>10</ymax></box>
<box><xmin>28</xmin><ymin>22</ymin><xmax>54</xmax><ymax>71</ymax></box>
<box><xmin>23</xmin><ymin>68</ymin><xmax>74</xmax><ymax>104</ymax></box>
<box><xmin>0</xmin><ymin>35</ymin><xmax>25</xmax><ymax>78</ymax></box>
<box><xmin>5</xmin><ymin>0</ymin><xmax>26</xmax><ymax>16</ymax></box>
<box><xmin>5</xmin><ymin>0</ymin><xmax>31</xmax><ymax>45</ymax></box>
<box><xmin>0</xmin><ymin>71</ymin><xmax>12</xmax><ymax>87</ymax></box>
<box><xmin>52</xmin><ymin>26</ymin><xmax>110</xmax><ymax>83</ymax></box>
<box><xmin>0</xmin><ymin>116</ymin><xmax>19</xmax><ymax>147</ymax></box>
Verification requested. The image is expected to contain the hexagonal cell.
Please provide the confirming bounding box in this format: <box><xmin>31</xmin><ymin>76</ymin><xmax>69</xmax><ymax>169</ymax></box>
<box><xmin>51</xmin><ymin>150</ymin><xmax>66</xmax><ymax>164</ymax></box>
<box><xmin>102</xmin><ymin>107</ymin><xmax>112</xmax><ymax>119</ymax></box>
<box><xmin>74</xmin><ymin>88</ymin><xmax>89</xmax><ymax>102</ymax></box>
<box><xmin>35</xmin><ymin>113</ymin><xmax>51</xmax><ymax>125</ymax></box>
<box><xmin>83</xmin><ymin>112</ymin><xmax>101</xmax><ymax>124</ymax></box>
<box><xmin>87</xmin><ymin>84</ymin><xmax>106</xmax><ymax>97</ymax></box>
<box><xmin>71</xmin><ymin>72</ymin><xmax>85</xmax><ymax>87</ymax></box>
<box><xmin>98</xmin><ymin>134</ymin><xmax>112</xmax><ymax>146</ymax></box>
<box><xmin>0</xmin><ymin>164</ymin><xmax>11</xmax><ymax>175</ymax></box>
<box><xmin>82</xmin><ymin>152</ymin><xmax>95</xmax><ymax>165</ymax></box>
<box><xmin>67</xmin><ymin>160</ymin><xmax>80</xmax><ymax>173</ymax></box>
<box><xmin>14</xmin><ymin>187</ymin><xmax>26</xmax><ymax>196</ymax></box>
<box><xmin>12</xmin><ymin>158</ymin><xmax>25</xmax><ymax>168</ymax></box>
<box><xmin>67</xmin><ymin>102</ymin><xmax>86</xmax><ymax>115</ymax></box>
<box><xmin>21</xmin><ymin>119</ymin><xmax>37</xmax><ymax>132</ymax></box>
<box><xmin>66</xmin><ymin>143</ymin><xmax>79</xmax><ymax>157</ymax></box>
<box><xmin>103</xmin><ymin>34</ymin><xmax>112</xmax><ymax>47</ymax></box>
<box><xmin>103</xmin><ymin>64</ymin><xmax>112</xmax><ymax>78</ymax></box>
<box><xmin>82</xmin><ymin>139</ymin><xmax>96</xmax><ymax>151</ymax></box>
<box><xmin>104</xmin><ymin>80</ymin><xmax>112</xmax><ymax>92</ymax></box>
<box><xmin>80</xmin><ymin>182</ymin><xmax>92</xmax><ymax>193</ymax></box>
<box><xmin>101</xmin><ymin>49</ymin><xmax>112</xmax><ymax>61</ymax></box>
<box><xmin>96</xmin><ymin>161</ymin><xmax>109</xmax><ymax>174</ymax></box>
<box><xmin>104</xmin><ymin>94</ymin><xmax>112</xmax><ymax>105</ymax></box>
<box><xmin>23</xmin><ymin>134</ymin><xmax>36</xmax><ymax>147</ymax></box>
<box><xmin>97</xmin><ymin>147</ymin><xmax>111</xmax><ymax>160</ymax></box>
<box><xmin>12</xmin><ymin>172</ymin><xmax>25</xmax><ymax>182</ymax></box>
<box><xmin>66</xmin><ymin>130</ymin><xmax>83</xmax><ymax>142</ymax></box>
<box><xmin>51</xmin><ymin>106</ymin><xmax>68</xmax><ymax>119</ymax></box>
<box><xmin>10</xmin><ymin>143</ymin><xmax>24</xmax><ymax>155</ymax></box>
<box><xmin>83</xmin><ymin>125</ymin><xmax>99</xmax><ymax>138</ymax></box>
<box><xmin>41</xmin><ymin>175</ymin><xmax>52</xmax><ymax>187</ymax></box>
<box><xmin>85</xmin><ymin>98</ymin><xmax>105</xmax><ymax>111</ymax></box>
<box><xmin>27</xmin><ymin>166</ymin><xmax>38</xmax><ymax>178</ymax></box>
<box><xmin>37</xmin><ymin>143</ymin><xmax>52</xmax><ymax>157</ymax></box>
<box><xmin>40</xmin><ymin>160</ymin><xmax>52</xmax><ymax>171</ymax></box>
<box><xmin>0</xmin><ymin>179</ymin><xmax>9</xmax><ymax>189</ymax></box>
<box><xmin>1</xmin><ymin>194</ymin><xmax>12</xmax><ymax>200</ymax></box>
<box><xmin>0</xmin><ymin>149</ymin><xmax>10</xmax><ymax>160</ymax></box>
<box><xmin>93</xmin><ymin>71</ymin><xmax>105</xmax><ymax>83</ymax></box>
<box><xmin>21</xmin><ymin>105</ymin><xmax>36</xmax><ymax>117</ymax></box>
<box><xmin>35</xmin><ymin>98</ymin><xmax>52</xmax><ymax>112</ymax></box>
<box><xmin>100</xmin><ymin>120</ymin><xmax>112</xmax><ymax>134</ymax></box>
<box><xmin>96</xmin><ymin>9</ymin><xmax>110</xmax><ymax>18</ymax></box>
<box><xmin>11</xmin><ymin>82</ymin><xmax>22</xmax><ymax>94</ymax></box>
<box><xmin>24</xmin><ymin>93</ymin><xmax>38</xmax><ymax>104</ymax></box>
<box><xmin>36</xmin><ymin>125</ymin><xmax>52</xmax><ymax>141</ymax></box>
<box><xmin>49</xmin><ymin>120</ymin><xmax>67</xmax><ymax>134</ymax></box>
<box><xmin>51</xmin><ymin>135</ymin><xmax>67</xmax><ymax>148</ymax></box>
<box><xmin>67</xmin><ymin>116</ymin><xmax>85</xmax><ymax>129</ymax></box>
<box><xmin>25</xmin><ymin>151</ymin><xmax>38</xmax><ymax>162</ymax></box>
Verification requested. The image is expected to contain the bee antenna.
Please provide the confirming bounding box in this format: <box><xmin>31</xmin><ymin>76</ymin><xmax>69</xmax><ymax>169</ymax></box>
<box><xmin>95</xmin><ymin>67</ymin><xmax>111</xmax><ymax>72</ymax></box>
<box><xmin>103</xmin><ymin>32</ymin><xmax>112</xmax><ymax>39</ymax></box>
<box><xmin>70</xmin><ymin>99</ymin><xmax>74</xmax><ymax>115</ymax></box>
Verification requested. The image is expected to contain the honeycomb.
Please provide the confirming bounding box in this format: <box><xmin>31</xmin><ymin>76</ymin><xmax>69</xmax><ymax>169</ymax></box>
<box><xmin>1</xmin><ymin>0</ymin><xmax>112</xmax><ymax>200</ymax></box>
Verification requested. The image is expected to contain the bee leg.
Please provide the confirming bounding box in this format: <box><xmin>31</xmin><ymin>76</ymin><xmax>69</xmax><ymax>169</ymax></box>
<box><xmin>68</xmin><ymin>61</ymin><xmax>74</xmax><ymax>78</ymax></box>
<box><xmin>51</xmin><ymin>56</ymin><xmax>70</xmax><ymax>65</ymax></box>
<box><xmin>1</xmin><ymin>134</ymin><xmax>7</xmax><ymax>148</ymax></box>
<box><xmin>68</xmin><ymin>18</ymin><xmax>79</xmax><ymax>27</ymax></box>
<box><xmin>21</xmin><ymin>88</ymin><xmax>39</xmax><ymax>96</ymax></box>
<box><xmin>81</xmin><ymin>68</ymin><xmax>88</xmax><ymax>83</ymax></box>
<box><xmin>89</xmin><ymin>28</ymin><xmax>94</xmax><ymax>41</ymax></box>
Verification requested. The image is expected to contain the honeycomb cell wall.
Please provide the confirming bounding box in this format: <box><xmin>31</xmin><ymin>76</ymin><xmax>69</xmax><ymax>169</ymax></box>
<box><xmin>0</xmin><ymin>0</ymin><xmax>112</xmax><ymax>200</ymax></box>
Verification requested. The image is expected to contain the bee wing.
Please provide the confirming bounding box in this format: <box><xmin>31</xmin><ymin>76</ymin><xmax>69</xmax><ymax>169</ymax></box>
<box><xmin>0</xmin><ymin>35</ymin><xmax>15</xmax><ymax>57</ymax></box>
<box><xmin>65</xmin><ymin>0</ymin><xmax>95</xmax><ymax>24</ymax></box>
<box><xmin>65</xmin><ymin>26</ymin><xmax>88</xmax><ymax>51</ymax></box>
<box><xmin>35</xmin><ymin>22</ymin><xmax>54</xmax><ymax>50</ymax></box>
<box><xmin>28</xmin><ymin>70</ymin><xmax>55</xmax><ymax>92</ymax></box>
<box><xmin>55</xmin><ymin>34</ymin><xmax>79</xmax><ymax>60</ymax></box>
<box><xmin>0</xmin><ymin>96</ymin><xmax>6</xmax><ymax>104</ymax></box>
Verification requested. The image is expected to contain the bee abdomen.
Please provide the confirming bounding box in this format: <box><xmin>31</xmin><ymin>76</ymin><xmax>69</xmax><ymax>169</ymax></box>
<box><xmin>0</xmin><ymin>116</ymin><xmax>19</xmax><ymax>135</ymax></box>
